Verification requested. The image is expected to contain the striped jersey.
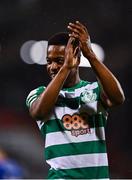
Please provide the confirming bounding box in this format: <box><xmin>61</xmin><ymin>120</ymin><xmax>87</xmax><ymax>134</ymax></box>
<box><xmin>26</xmin><ymin>80</ymin><xmax>109</xmax><ymax>179</ymax></box>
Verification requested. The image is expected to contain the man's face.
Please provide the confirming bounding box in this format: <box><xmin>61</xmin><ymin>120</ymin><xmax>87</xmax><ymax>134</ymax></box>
<box><xmin>46</xmin><ymin>45</ymin><xmax>66</xmax><ymax>79</ymax></box>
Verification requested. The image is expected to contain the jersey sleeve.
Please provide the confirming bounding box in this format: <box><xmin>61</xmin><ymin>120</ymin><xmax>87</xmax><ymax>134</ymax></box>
<box><xmin>26</xmin><ymin>86</ymin><xmax>45</xmax><ymax>109</ymax></box>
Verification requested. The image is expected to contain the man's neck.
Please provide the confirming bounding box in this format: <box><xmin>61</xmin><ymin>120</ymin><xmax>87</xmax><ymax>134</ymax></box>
<box><xmin>63</xmin><ymin>71</ymin><xmax>81</xmax><ymax>88</ymax></box>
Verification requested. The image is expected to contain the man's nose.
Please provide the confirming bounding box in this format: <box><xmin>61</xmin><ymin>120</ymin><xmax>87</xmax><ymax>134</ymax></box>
<box><xmin>50</xmin><ymin>62</ymin><xmax>58</xmax><ymax>71</ymax></box>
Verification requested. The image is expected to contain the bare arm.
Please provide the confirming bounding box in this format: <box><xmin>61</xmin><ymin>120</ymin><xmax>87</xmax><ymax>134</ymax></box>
<box><xmin>30</xmin><ymin>67</ymin><xmax>70</xmax><ymax>120</ymax></box>
<box><xmin>85</xmin><ymin>53</ymin><xmax>125</xmax><ymax>107</ymax></box>
<box><xmin>68</xmin><ymin>21</ymin><xmax>125</xmax><ymax>107</ymax></box>
<box><xmin>29</xmin><ymin>37</ymin><xmax>79</xmax><ymax>120</ymax></box>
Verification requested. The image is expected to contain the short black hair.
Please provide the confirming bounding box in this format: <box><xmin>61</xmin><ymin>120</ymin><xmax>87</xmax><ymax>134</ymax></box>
<box><xmin>48</xmin><ymin>32</ymin><xmax>81</xmax><ymax>59</ymax></box>
<box><xmin>48</xmin><ymin>32</ymin><xmax>69</xmax><ymax>46</ymax></box>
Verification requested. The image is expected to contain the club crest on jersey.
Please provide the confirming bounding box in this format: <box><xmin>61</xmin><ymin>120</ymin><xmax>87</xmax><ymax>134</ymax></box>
<box><xmin>80</xmin><ymin>89</ymin><xmax>97</xmax><ymax>103</ymax></box>
<box><xmin>62</xmin><ymin>113</ymin><xmax>91</xmax><ymax>137</ymax></box>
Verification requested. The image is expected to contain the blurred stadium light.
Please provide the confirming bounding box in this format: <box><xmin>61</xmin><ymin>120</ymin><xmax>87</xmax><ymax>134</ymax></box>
<box><xmin>20</xmin><ymin>40</ymin><xmax>105</xmax><ymax>67</ymax></box>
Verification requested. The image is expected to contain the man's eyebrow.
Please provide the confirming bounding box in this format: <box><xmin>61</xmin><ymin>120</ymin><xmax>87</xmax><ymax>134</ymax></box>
<box><xmin>46</xmin><ymin>56</ymin><xmax>64</xmax><ymax>60</ymax></box>
<box><xmin>46</xmin><ymin>57</ymin><xmax>52</xmax><ymax>60</ymax></box>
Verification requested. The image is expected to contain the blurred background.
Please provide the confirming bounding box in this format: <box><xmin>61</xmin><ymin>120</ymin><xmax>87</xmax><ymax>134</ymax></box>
<box><xmin>0</xmin><ymin>0</ymin><xmax>132</xmax><ymax>179</ymax></box>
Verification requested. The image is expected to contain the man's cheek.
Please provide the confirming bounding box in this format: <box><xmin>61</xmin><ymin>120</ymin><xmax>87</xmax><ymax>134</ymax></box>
<box><xmin>46</xmin><ymin>67</ymin><xmax>50</xmax><ymax>75</ymax></box>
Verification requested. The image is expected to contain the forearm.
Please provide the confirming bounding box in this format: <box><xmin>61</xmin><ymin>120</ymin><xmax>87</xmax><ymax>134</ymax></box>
<box><xmin>86</xmin><ymin>51</ymin><xmax>125</xmax><ymax>105</ymax></box>
<box><xmin>30</xmin><ymin>66</ymin><xmax>70</xmax><ymax>119</ymax></box>
<box><xmin>67</xmin><ymin>20</ymin><xmax>125</xmax><ymax>105</ymax></box>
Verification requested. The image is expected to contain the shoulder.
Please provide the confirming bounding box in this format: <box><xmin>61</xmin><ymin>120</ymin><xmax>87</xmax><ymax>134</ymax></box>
<box><xmin>26</xmin><ymin>86</ymin><xmax>45</xmax><ymax>108</ymax></box>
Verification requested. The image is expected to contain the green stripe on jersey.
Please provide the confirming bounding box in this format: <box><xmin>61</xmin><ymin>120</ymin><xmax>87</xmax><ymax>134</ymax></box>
<box><xmin>48</xmin><ymin>166</ymin><xmax>109</xmax><ymax>179</ymax></box>
<box><xmin>62</xmin><ymin>80</ymin><xmax>90</xmax><ymax>92</ymax></box>
<box><xmin>41</xmin><ymin>114</ymin><xmax>106</xmax><ymax>134</ymax></box>
<box><xmin>56</xmin><ymin>88</ymin><xmax>100</xmax><ymax>108</ymax></box>
<box><xmin>45</xmin><ymin>140</ymin><xmax>107</xmax><ymax>160</ymax></box>
<box><xmin>26</xmin><ymin>81</ymin><xmax>100</xmax><ymax>108</ymax></box>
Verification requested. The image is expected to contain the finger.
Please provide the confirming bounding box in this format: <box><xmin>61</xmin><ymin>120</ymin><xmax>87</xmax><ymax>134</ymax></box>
<box><xmin>66</xmin><ymin>36</ymin><xmax>75</xmax><ymax>52</ymax></box>
<box><xmin>69</xmin><ymin>32</ymin><xmax>79</xmax><ymax>39</ymax></box>
<box><xmin>68</xmin><ymin>21</ymin><xmax>87</xmax><ymax>33</ymax></box>
<box><xmin>73</xmin><ymin>46</ymin><xmax>80</xmax><ymax>57</ymax></box>
<box><xmin>75</xmin><ymin>21</ymin><xmax>87</xmax><ymax>31</ymax></box>
<box><xmin>68</xmin><ymin>22</ymin><xmax>83</xmax><ymax>32</ymax></box>
<box><xmin>67</xmin><ymin>25</ymin><xmax>80</xmax><ymax>35</ymax></box>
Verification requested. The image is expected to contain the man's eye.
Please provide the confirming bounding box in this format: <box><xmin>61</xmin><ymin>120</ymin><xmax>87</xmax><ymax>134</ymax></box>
<box><xmin>58</xmin><ymin>58</ymin><xmax>64</xmax><ymax>64</ymax></box>
<box><xmin>47</xmin><ymin>60</ymin><xmax>51</xmax><ymax>64</ymax></box>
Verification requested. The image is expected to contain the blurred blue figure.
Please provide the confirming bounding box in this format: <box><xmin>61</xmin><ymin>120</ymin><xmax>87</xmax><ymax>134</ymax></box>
<box><xmin>0</xmin><ymin>149</ymin><xmax>25</xmax><ymax>179</ymax></box>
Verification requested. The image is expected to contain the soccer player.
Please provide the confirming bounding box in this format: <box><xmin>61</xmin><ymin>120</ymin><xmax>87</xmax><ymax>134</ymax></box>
<box><xmin>26</xmin><ymin>21</ymin><xmax>125</xmax><ymax>179</ymax></box>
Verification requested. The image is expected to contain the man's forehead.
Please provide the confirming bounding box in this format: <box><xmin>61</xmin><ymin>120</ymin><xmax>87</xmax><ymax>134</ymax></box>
<box><xmin>48</xmin><ymin>45</ymin><xmax>66</xmax><ymax>52</ymax></box>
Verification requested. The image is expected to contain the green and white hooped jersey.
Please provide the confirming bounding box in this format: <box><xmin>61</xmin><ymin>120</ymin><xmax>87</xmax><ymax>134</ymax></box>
<box><xmin>26</xmin><ymin>80</ymin><xmax>109</xmax><ymax>179</ymax></box>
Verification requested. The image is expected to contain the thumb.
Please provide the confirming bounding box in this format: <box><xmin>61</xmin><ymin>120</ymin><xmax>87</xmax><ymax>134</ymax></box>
<box><xmin>74</xmin><ymin>46</ymin><xmax>80</xmax><ymax>58</ymax></box>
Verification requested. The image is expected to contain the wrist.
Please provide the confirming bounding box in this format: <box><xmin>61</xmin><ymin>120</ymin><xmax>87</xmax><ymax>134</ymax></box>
<box><xmin>60</xmin><ymin>65</ymin><xmax>71</xmax><ymax>74</ymax></box>
<box><xmin>81</xmin><ymin>38</ymin><xmax>95</xmax><ymax>58</ymax></box>
<box><xmin>62</xmin><ymin>62</ymin><xmax>74</xmax><ymax>70</ymax></box>
<box><xmin>86</xmin><ymin>49</ymin><xmax>96</xmax><ymax>60</ymax></box>
<box><xmin>82</xmin><ymin>46</ymin><xmax>95</xmax><ymax>59</ymax></box>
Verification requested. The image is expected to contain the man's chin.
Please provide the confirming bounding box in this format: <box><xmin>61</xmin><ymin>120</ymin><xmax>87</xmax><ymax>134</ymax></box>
<box><xmin>50</xmin><ymin>74</ymin><xmax>56</xmax><ymax>79</ymax></box>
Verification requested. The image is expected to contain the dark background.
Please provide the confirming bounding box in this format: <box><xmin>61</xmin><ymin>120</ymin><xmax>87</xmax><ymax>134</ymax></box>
<box><xmin>0</xmin><ymin>0</ymin><xmax>132</xmax><ymax>178</ymax></box>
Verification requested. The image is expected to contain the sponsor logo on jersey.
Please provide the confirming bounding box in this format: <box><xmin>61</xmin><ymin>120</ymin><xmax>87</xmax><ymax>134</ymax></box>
<box><xmin>80</xmin><ymin>89</ymin><xmax>97</xmax><ymax>103</ymax></box>
<box><xmin>62</xmin><ymin>112</ymin><xmax>91</xmax><ymax>137</ymax></box>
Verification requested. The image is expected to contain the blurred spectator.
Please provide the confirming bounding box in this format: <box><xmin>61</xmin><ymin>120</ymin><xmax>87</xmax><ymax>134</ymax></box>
<box><xmin>0</xmin><ymin>148</ymin><xmax>25</xmax><ymax>179</ymax></box>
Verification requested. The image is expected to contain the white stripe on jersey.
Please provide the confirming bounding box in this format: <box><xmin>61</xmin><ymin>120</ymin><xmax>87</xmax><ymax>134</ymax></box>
<box><xmin>45</xmin><ymin>127</ymin><xmax>105</xmax><ymax>148</ymax></box>
<box><xmin>46</xmin><ymin>153</ymin><xmax>108</xmax><ymax>170</ymax></box>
